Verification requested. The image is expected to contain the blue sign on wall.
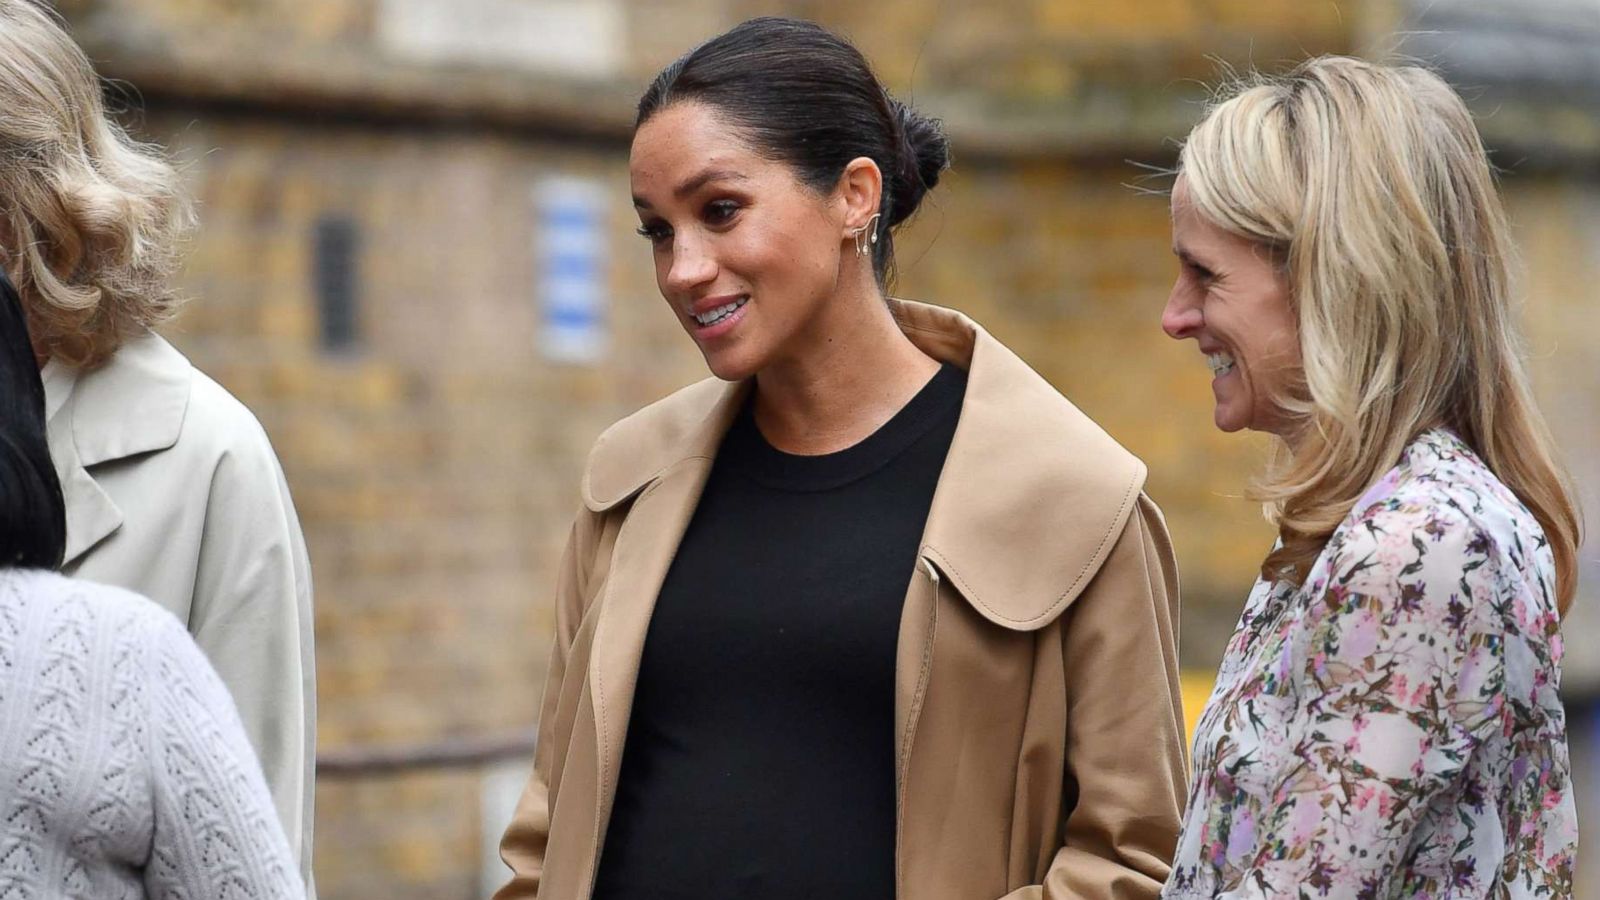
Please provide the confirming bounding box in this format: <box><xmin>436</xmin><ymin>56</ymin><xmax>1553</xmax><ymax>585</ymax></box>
<box><xmin>537</xmin><ymin>176</ymin><xmax>609</xmax><ymax>363</ymax></box>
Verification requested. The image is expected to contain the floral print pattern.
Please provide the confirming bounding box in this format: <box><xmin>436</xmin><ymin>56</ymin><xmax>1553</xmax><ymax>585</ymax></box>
<box><xmin>1168</xmin><ymin>430</ymin><xmax>1576</xmax><ymax>899</ymax></box>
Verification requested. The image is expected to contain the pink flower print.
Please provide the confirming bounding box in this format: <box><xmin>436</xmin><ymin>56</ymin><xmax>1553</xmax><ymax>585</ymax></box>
<box><xmin>1167</xmin><ymin>431</ymin><xmax>1577</xmax><ymax>896</ymax></box>
<box><xmin>1208</xmin><ymin>824</ymin><xmax>1227</xmax><ymax>867</ymax></box>
<box><xmin>1344</xmin><ymin>715</ymin><xmax>1367</xmax><ymax>754</ymax></box>
<box><xmin>1412</xmin><ymin>682</ymin><xmax>1432</xmax><ymax>706</ymax></box>
<box><xmin>1412</xmin><ymin>737</ymin><xmax>1432</xmax><ymax>779</ymax></box>
<box><xmin>1355</xmin><ymin>785</ymin><xmax>1379</xmax><ymax>811</ymax></box>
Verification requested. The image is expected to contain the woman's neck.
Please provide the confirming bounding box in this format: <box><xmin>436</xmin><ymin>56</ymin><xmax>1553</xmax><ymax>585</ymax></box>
<box><xmin>751</xmin><ymin>288</ymin><xmax>940</xmax><ymax>456</ymax></box>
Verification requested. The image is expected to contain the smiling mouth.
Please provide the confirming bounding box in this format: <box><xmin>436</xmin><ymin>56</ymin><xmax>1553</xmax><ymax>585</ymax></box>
<box><xmin>1206</xmin><ymin>351</ymin><xmax>1236</xmax><ymax>377</ymax></box>
<box><xmin>692</xmin><ymin>296</ymin><xmax>748</xmax><ymax>327</ymax></box>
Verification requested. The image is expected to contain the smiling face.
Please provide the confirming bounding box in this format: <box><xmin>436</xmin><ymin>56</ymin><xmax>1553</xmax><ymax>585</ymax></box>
<box><xmin>1162</xmin><ymin>176</ymin><xmax>1301</xmax><ymax>436</ymax></box>
<box><xmin>630</xmin><ymin>101</ymin><xmax>854</xmax><ymax>382</ymax></box>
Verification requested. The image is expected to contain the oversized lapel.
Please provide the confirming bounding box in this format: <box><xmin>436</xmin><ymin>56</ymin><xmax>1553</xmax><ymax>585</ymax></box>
<box><xmin>890</xmin><ymin>298</ymin><xmax>1147</xmax><ymax>629</ymax></box>
<box><xmin>885</xmin><ymin>299</ymin><xmax>1148</xmax><ymax>889</ymax></box>
<box><xmin>583</xmin><ymin>378</ymin><xmax>750</xmax><ymax>837</ymax></box>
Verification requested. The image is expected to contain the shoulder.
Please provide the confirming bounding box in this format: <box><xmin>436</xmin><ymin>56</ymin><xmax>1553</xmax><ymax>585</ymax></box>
<box><xmin>1338</xmin><ymin>431</ymin><xmax>1540</xmax><ymax>565</ymax></box>
<box><xmin>1</xmin><ymin>568</ymin><xmax>180</xmax><ymax>633</ymax></box>
<box><xmin>590</xmin><ymin>377</ymin><xmax>727</xmax><ymax>457</ymax></box>
<box><xmin>173</xmin><ymin>356</ymin><xmax>284</xmax><ymax>472</ymax></box>
<box><xmin>581</xmin><ymin>377</ymin><xmax>736</xmax><ymax>510</ymax></box>
<box><xmin>0</xmin><ymin>570</ymin><xmax>197</xmax><ymax>707</ymax></box>
<box><xmin>68</xmin><ymin>331</ymin><xmax>284</xmax><ymax>472</ymax></box>
<box><xmin>149</xmin><ymin>342</ymin><xmax>294</xmax><ymax>505</ymax></box>
<box><xmin>1315</xmin><ymin>431</ymin><xmax>1553</xmax><ymax>626</ymax></box>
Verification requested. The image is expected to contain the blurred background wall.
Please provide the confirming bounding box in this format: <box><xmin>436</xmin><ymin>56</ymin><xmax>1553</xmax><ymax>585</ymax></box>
<box><xmin>47</xmin><ymin>0</ymin><xmax>1600</xmax><ymax>896</ymax></box>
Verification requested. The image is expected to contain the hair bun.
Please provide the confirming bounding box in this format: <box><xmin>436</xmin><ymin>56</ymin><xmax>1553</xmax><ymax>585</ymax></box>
<box><xmin>886</xmin><ymin>98</ymin><xmax>951</xmax><ymax>228</ymax></box>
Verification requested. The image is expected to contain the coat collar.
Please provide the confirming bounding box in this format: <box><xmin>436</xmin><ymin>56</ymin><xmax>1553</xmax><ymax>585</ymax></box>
<box><xmin>580</xmin><ymin>299</ymin><xmax>1147</xmax><ymax>630</ymax></box>
<box><xmin>45</xmin><ymin>331</ymin><xmax>193</xmax><ymax>565</ymax></box>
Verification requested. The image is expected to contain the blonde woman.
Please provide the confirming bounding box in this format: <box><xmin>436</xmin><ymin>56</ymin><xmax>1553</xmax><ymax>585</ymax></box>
<box><xmin>0</xmin><ymin>1</ymin><xmax>316</xmax><ymax>882</ymax></box>
<box><xmin>1161</xmin><ymin>57</ymin><xmax>1581</xmax><ymax>897</ymax></box>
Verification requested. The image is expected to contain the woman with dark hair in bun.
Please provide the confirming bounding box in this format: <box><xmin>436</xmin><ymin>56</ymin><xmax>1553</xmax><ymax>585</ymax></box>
<box><xmin>495</xmin><ymin>17</ymin><xmax>1187</xmax><ymax>900</ymax></box>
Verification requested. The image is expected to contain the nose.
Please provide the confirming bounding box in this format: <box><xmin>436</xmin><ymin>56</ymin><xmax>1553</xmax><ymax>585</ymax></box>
<box><xmin>1161</xmin><ymin>282</ymin><xmax>1203</xmax><ymax>341</ymax></box>
<box><xmin>664</xmin><ymin>234</ymin><xmax>717</xmax><ymax>295</ymax></box>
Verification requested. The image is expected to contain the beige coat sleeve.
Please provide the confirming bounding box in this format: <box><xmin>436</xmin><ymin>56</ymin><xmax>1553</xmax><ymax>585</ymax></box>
<box><xmin>494</xmin><ymin>510</ymin><xmax>598</xmax><ymax>899</ymax></box>
<box><xmin>188</xmin><ymin>427</ymin><xmax>318</xmax><ymax>891</ymax></box>
<box><xmin>1006</xmin><ymin>493</ymin><xmax>1188</xmax><ymax>900</ymax></box>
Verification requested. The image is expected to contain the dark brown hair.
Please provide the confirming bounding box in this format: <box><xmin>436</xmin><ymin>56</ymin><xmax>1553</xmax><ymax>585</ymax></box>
<box><xmin>638</xmin><ymin>17</ymin><xmax>950</xmax><ymax>287</ymax></box>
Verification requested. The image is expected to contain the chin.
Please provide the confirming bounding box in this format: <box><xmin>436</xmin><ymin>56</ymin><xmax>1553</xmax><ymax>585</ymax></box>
<box><xmin>1214</xmin><ymin>415</ymin><xmax>1248</xmax><ymax>433</ymax></box>
<box><xmin>1212</xmin><ymin>399</ymin><xmax>1251</xmax><ymax>433</ymax></box>
<box><xmin>700</xmin><ymin>348</ymin><xmax>762</xmax><ymax>383</ymax></box>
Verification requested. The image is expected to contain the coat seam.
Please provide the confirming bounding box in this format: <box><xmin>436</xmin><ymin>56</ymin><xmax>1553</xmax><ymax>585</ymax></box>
<box><xmin>897</xmin><ymin>559</ymin><xmax>941</xmax><ymax>895</ymax></box>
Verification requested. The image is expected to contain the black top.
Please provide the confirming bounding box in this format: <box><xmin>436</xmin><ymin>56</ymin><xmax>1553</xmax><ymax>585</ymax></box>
<box><xmin>591</xmin><ymin>364</ymin><xmax>967</xmax><ymax>900</ymax></box>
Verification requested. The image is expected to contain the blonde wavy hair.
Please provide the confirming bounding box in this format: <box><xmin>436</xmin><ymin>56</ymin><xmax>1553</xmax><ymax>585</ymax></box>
<box><xmin>1179</xmin><ymin>56</ymin><xmax>1582</xmax><ymax>615</ymax></box>
<box><xmin>0</xmin><ymin>0</ymin><xmax>193</xmax><ymax>367</ymax></box>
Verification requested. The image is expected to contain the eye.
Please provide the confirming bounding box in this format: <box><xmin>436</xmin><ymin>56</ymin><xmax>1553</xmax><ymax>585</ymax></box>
<box><xmin>704</xmin><ymin>199</ymin><xmax>741</xmax><ymax>226</ymax></box>
<box><xmin>636</xmin><ymin>221</ymin><xmax>671</xmax><ymax>246</ymax></box>
<box><xmin>1184</xmin><ymin>260</ymin><xmax>1216</xmax><ymax>285</ymax></box>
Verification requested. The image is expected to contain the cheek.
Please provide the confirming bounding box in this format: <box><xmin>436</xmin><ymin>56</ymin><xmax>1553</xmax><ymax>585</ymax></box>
<box><xmin>733</xmin><ymin>218</ymin><xmax>835</xmax><ymax>288</ymax></box>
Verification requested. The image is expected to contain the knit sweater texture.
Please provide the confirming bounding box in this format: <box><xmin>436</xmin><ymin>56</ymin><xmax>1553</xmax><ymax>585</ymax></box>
<box><xmin>0</xmin><ymin>568</ymin><xmax>303</xmax><ymax>899</ymax></box>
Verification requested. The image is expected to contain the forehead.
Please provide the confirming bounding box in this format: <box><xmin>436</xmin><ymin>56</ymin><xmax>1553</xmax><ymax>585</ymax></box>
<box><xmin>1169</xmin><ymin>174</ymin><xmax>1195</xmax><ymax>220</ymax></box>
<box><xmin>630</xmin><ymin>102</ymin><xmax>763</xmax><ymax>184</ymax></box>
<box><xmin>1168</xmin><ymin>175</ymin><xmax>1228</xmax><ymax>240</ymax></box>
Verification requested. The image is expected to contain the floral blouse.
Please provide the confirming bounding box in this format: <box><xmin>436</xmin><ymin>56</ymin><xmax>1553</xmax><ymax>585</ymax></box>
<box><xmin>1168</xmin><ymin>430</ymin><xmax>1576</xmax><ymax>898</ymax></box>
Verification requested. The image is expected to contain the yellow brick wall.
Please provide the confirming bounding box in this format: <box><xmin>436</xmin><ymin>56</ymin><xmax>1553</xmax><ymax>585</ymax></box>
<box><xmin>60</xmin><ymin>1</ymin><xmax>1597</xmax><ymax>897</ymax></box>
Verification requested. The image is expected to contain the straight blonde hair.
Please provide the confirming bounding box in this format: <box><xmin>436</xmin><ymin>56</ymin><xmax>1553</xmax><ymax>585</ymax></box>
<box><xmin>0</xmin><ymin>0</ymin><xmax>193</xmax><ymax>367</ymax></box>
<box><xmin>1179</xmin><ymin>56</ymin><xmax>1582</xmax><ymax>615</ymax></box>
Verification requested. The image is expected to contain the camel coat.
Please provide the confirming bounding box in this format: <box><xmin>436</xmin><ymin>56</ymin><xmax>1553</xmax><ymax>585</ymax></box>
<box><xmin>496</xmin><ymin>300</ymin><xmax>1187</xmax><ymax>899</ymax></box>
<box><xmin>42</xmin><ymin>331</ymin><xmax>317</xmax><ymax>888</ymax></box>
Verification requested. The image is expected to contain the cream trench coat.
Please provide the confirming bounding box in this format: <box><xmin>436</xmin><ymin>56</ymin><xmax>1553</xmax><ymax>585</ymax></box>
<box><xmin>496</xmin><ymin>300</ymin><xmax>1188</xmax><ymax>900</ymax></box>
<box><xmin>42</xmin><ymin>331</ymin><xmax>317</xmax><ymax>888</ymax></box>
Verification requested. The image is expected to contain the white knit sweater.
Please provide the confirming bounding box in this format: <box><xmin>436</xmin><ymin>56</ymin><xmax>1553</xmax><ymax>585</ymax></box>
<box><xmin>0</xmin><ymin>569</ymin><xmax>304</xmax><ymax>899</ymax></box>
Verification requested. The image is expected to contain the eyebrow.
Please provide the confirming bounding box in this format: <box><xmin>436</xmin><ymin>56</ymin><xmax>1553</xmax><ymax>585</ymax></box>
<box><xmin>1172</xmin><ymin>245</ymin><xmax>1207</xmax><ymax>268</ymax></box>
<box><xmin>633</xmin><ymin>168</ymin><xmax>749</xmax><ymax>209</ymax></box>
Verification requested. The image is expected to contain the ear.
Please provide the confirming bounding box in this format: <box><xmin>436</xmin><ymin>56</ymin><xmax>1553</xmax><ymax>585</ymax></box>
<box><xmin>836</xmin><ymin>156</ymin><xmax>883</xmax><ymax>237</ymax></box>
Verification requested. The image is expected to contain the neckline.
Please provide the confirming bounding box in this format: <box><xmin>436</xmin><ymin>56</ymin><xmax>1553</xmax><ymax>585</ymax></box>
<box><xmin>722</xmin><ymin>364</ymin><xmax>966</xmax><ymax>492</ymax></box>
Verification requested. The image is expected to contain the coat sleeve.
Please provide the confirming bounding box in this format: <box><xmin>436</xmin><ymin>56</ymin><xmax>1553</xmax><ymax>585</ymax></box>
<box><xmin>494</xmin><ymin>508</ymin><xmax>600</xmax><ymax>899</ymax></box>
<box><xmin>187</xmin><ymin>420</ymin><xmax>317</xmax><ymax>891</ymax></box>
<box><xmin>1006</xmin><ymin>493</ymin><xmax>1188</xmax><ymax>900</ymax></box>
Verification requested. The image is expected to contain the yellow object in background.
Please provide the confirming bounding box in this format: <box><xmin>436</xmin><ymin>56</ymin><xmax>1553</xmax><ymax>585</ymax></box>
<box><xmin>1179</xmin><ymin>670</ymin><xmax>1217</xmax><ymax>743</ymax></box>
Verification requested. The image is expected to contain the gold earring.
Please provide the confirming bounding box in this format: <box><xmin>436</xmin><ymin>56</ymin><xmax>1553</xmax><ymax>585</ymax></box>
<box><xmin>852</xmin><ymin>213</ymin><xmax>882</xmax><ymax>258</ymax></box>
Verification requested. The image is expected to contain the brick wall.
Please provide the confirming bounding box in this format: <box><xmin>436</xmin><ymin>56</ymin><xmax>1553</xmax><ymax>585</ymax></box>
<box><xmin>55</xmin><ymin>0</ymin><xmax>1598</xmax><ymax>896</ymax></box>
